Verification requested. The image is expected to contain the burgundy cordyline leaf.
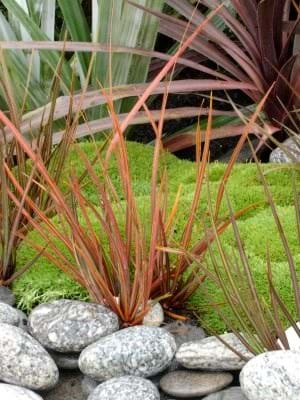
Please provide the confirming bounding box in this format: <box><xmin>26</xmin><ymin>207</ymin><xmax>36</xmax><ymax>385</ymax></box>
<box><xmin>156</xmin><ymin>0</ymin><xmax>299</xmax><ymax>147</ymax></box>
<box><xmin>230</xmin><ymin>0</ymin><xmax>259</xmax><ymax>40</ymax></box>
<box><xmin>257</xmin><ymin>0</ymin><xmax>282</xmax><ymax>81</ymax></box>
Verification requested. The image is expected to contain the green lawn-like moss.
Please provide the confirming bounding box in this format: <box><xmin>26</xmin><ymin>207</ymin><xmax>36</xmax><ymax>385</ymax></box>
<box><xmin>13</xmin><ymin>141</ymin><xmax>300</xmax><ymax>332</ymax></box>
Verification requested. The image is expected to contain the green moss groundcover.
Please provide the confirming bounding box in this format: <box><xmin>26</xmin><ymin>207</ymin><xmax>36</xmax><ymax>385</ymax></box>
<box><xmin>14</xmin><ymin>141</ymin><xmax>300</xmax><ymax>332</ymax></box>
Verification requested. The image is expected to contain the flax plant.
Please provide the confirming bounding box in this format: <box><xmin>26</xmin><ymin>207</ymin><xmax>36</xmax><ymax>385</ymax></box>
<box><xmin>0</xmin><ymin>20</ymin><xmax>215</xmax><ymax>321</ymax></box>
<box><xmin>2</xmin><ymin>93</ymin><xmax>211</xmax><ymax>324</ymax></box>
<box><xmin>0</xmin><ymin>15</ymin><xmax>265</xmax><ymax>323</ymax></box>
<box><xmin>1</xmin><ymin>2</ymin><xmax>252</xmax><ymax>145</ymax></box>
<box><xmin>0</xmin><ymin>61</ymin><xmax>75</xmax><ymax>285</ymax></box>
<box><xmin>1</xmin><ymin>92</ymin><xmax>270</xmax><ymax>323</ymax></box>
<box><xmin>0</xmin><ymin>0</ymin><xmax>164</xmax><ymax>115</ymax></box>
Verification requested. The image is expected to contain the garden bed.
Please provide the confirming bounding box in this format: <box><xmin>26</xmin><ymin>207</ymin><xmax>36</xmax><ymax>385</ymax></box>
<box><xmin>13</xmin><ymin>141</ymin><xmax>300</xmax><ymax>333</ymax></box>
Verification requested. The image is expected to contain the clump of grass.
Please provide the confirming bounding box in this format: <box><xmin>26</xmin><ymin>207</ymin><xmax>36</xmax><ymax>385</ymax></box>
<box><xmin>0</xmin><ymin>58</ymin><xmax>74</xmax><ymax>286</ymax></box>
<box><xmin>195</xmin><ymin>148</ymin><xmax>300</xmax><ymax>353</ymax></box>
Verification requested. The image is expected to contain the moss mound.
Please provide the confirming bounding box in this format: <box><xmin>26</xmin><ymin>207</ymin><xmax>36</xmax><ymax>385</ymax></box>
<box><xmin>13</xmin><ymin>141</ymin><xmax>300</xmax><ymax>332</ymax></box>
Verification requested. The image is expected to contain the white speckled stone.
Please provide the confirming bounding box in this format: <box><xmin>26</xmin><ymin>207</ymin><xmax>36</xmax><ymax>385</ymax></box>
<box><xmin>79</xmin><ymin>326</ymin><xmax>176</xmax><ymax>380</ymax></box>
<box><xmin>269</xmin><ymin>137</ymin><xmax>300</xmax><ymax>163</ymax></box>
<box><xmin>0</xmin><ymin>302</ymin><xmax>22</xmax><ymax>326</ymax></box>
<box><xmin>203</xmin><ymin>386</ymin><xmax>246</xmax><ymax>399</ymax></box>
<box><xmin>88</xmin><ymin>376</ymin><xmax>160</xmax><ymax>400</ymax></box>
<box><xmin>0</xmin><ymin>286</ymin><xmax>15</xmax><ymax>306</ymax></box>
<box><xmin>49</xmin><ymin>351</ymin><xmax>79</xmax><ymax>369</ymax></box>
<box><xmin>176</xmin><ymin>333</ymin><xmax>254</xmax><ymax>371</ymax></box>
<box><xmin>143</xmin><ymin>302</ymin><xmax>164</xmax><ymax>327</ymax></box>
<box><xmin>0</xmin><ymin>323</ymin><xmax>59</xmax><ymax>390</ymax></box>
<box><xmin>277</xmin><ymin>322</ymin><xmax>300</xmax><ymax>351</ymax></box>
<box><xmin>240</xmin><ymin>350</ymin><xmax>300</xmax><ymax>400</ymax></box>
<box><xmin>0</xmin><ymin>383</ymin><xmax>44</xmax><ymax>400</ymax></box>
<box><xmin>28</xmin><ymin>300</ymin><xmax>119</xmax><ymax>352</ymax></box>
<box><xmin>160</xmin><ymin>370</ymin><xmax>233</xmax><ymax>398</ymax></box>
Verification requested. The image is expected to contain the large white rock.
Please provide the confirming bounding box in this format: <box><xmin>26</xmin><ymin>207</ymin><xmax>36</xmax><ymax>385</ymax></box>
<box><xmin>88</xmin><ymin>376</ymin><xmax>160</xmax><ymax>400</ymax></box>
<box><xmin>0</xmin><ymin>383</ymin><xmax>44</xmax><ymax>400</ymax></box>
<box><xmin>0</xmin><ymin>323</ymin><xmax>59</xmax><ymax>390</ymax></box>
<box><xmin>79</xmin><ymin>326</ymin><xmax>176</xmax><ymax>380</ymax></box>
<box><xmin>240</xmin><ymin>350</ymin><xmax>300</xmax><ymax>400</ymax></box>
<box><xmin>28</xmin><ymin>300</ymin><xmax>119</xmax><ymax>352</ymax></box>
<box><xmin>176</xmin><ymin>333</ymin><xmax>254</xmax><ymax>371</ymax></box>
<box><xmin>277</xmin><ymin>322</ymin><xmax>300</xmax><ymax>351</ymax></box>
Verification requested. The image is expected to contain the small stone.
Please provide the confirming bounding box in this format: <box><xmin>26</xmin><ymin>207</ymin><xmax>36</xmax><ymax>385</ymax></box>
<box><xmin>113</xmin><ymin>299</ymin><xmax>164</xmax><ymax>327</ymax></box>
<box><xmin>0</xmin><ymin>383</ymin><xmax>43</xmax><ymax>400</ymax></box>
<box><xmin>143</xmin><ymin>302</ymin><xmax>164</xmax><ymax>327</ymax></box>
<box><xmin>160</xmin><ymin>370</ymin><xmax>233</xmax><ymax>398</ymax></box>
<box><xmin>270</xmin><ymin>137</ymin><xmax>300</xmax><ymax>163</ymax></box>
<box><xmin>164</xmin><ymin>320</ymin><xmax>206</xmax><ymax>347</ymax></box>
<box><xmin>79</xmin><ymin>326</ymin><xmax>176</xmax><ymax>380</ymax></box>
<box><xmin>0</xmin><ymin>286</ymin><xmax>15</xmax><ymax>306</ymax></box>
<box><xmin>49</xmin><ymin>351</ymin><xmax>79</xmax><ymax>369</ymax></box>
<box><xmin>0</xmin><ymin>302</ymin><xmax>22</xmax><ymax>326</ymax></box>
<box><xmin>28</xmin><ymin>300</ymin><xmax>119</xmax><ymax>352</ymax></box>
<box><xmin>0</xmin><ymin>323</ymin><xmax>59</xmax><ymax>390</ymax></box>
<box><xmin>176</xmin><ymin>333</ymin><xmax>253</xmax><ymax>371</ymax></box>
<box><xmin>81</xmin><ymin>376</ymin><xmax>99</xmax><ymax>396</ymax></box>
<box><xmin>277</xmin><ymin>322</ymin><xmax>300</xmax><ymax>351</ymax></box>
<box><xmin>203</xmin><ymin>386</ymin><xmax>246</xmax><ymax>399</ymax></box>
<box><xmin>240</xmin><ymin>350</ymin><xmax>300</xmax><ymax>400</ymax></box>
<box><xmin>88</xmin><ymin>376</ymin><xmax>160</xmax><ymax>400</ymax></box>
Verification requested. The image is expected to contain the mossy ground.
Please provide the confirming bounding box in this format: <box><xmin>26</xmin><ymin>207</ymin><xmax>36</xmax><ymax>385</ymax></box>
<box><xmin>13</xmin><ymin>141</ymin><xmax>300</xmax><ymax>332</ymax></box>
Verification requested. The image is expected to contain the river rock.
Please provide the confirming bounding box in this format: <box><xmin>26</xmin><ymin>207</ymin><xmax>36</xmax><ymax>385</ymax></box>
<box><xmin>88</xmin><ymin>376</ymin><xmax>160</xmax><ymax>400</ymax></box>
<box><xmin>0</xmin><ymin>286</ymin><xmax>15</xmax><ymax>306</ymax></box>
<box><xmin>79</xmin><ymin>326</ymin><xmax>176</xmax><ymax>380</ymax></box>
<box><xmin>49</xmin><ymin>351</ymin><xmax>79</xmax><ymax>369</ymax></box>
<box><xmin>270</xmin><ymin>136</ymin><xmax>300</xmax><ymax>163</ymax></box>
<box><xmin>203</xmin><ymin>386</ymin><xmax>246</xmax><ymax>399</ymax></box>
<box><xmin>28</xmin><ymin>300</ymin><xmax>119</xmax><ymax>352</ymax></box>
<box><xmin>176</xmin><ymin>333</ymin><xmax>253</xmax><ymax>370</ymax></box>
<box><xmin>160</xmin><ymin>370</ymin><xmax>233</xmax><ymax>398</ymax></box>
<box><xmin>0</xmin><ymin>323</ymin><xmax>59</xmax><ymax>390</ymax></box>
<box><xmin>0</xmin><ymin>302</ymin><xmax>22</xmax><ymax>326</ymax></box>
<box><xmin>143</xmin><ymin>302</ymin><xmax>164</xmax><ymax>327</ymax></box>
<box><xmin>240</xmin><ymin>350</ymin><xmax>300</xmax><ymax>400</ymax></box>
<box><xmin>0</xmin><ymin>383</ymin><xmax>44</xmax><ymax>400</ymax></box>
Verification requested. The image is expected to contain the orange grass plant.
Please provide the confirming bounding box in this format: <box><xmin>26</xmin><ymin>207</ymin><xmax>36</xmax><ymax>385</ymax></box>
<box><xmin>0</xmin><ymin>12</ymin><xmax>266</xmax><ymax>323</ymax></box>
